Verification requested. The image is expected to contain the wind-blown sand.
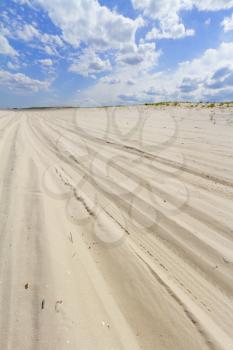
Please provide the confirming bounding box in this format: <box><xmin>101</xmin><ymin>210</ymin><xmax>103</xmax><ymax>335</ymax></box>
<box><xmin>0</xmin><ymin>105</ymin><xmax>233</xmax><ymax>350</ymax></box>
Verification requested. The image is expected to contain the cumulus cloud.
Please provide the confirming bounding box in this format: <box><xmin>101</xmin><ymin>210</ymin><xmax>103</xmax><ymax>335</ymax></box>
<box><xmin>69</xmin><ymin>48</ymin><xmax>112</xmax><ymax>77</ymax></box>
<box><xmin>132</xmin><ymin>0</ymin><xmax>233</xmax><ymax>17</ymax></box>
<box><xmin>24</xmin><ymin>0</ymin><xmax>143</xmax><ymax>51</ymax></box>
<box><xmin>116</xmin><ymin>41</ymin><xmax>161</xmax><ymax>70</ymax></box>
<box><xmin>8</xmin><ymin>0</ymin><xmax>233</xmax><ymax>104</ymax></box>
<box><xmin>16</xmin><ymin>23</ymin><xmax>39</xmax><ymax>41</ymax></box>
<box><xmin>0</xmin><ymin>70</ymin><xmax>50</xmax><ymax>93</ymax></box>
<box><xmin>212</xmin><ymin>66</ymin><xmax>232</xmax><ymax>80</ymax></box>
<box><xmin>221</xmin><ymin>13</ymin><xmax>233</xmax><ymax>32</ymax></box>
<box><xmin>205</xmin><ymin>18</ymin><xmax>211</xmax><ymax>26</ymax></box>
<box><xmin>101</xmin><ymin>76</ymin><xmax>121</xmax><ymax>85</ymax></box>
<box><xmin>7</xmin><ymin>61</ymin><xmax>20</xmax><ymax>70</ymax></box>
<box><xmin>14</xmin><ymin>0</ymin><xmax>30</xmax><ymax>4</ymax></box>
<box><xmin>11</xmin><ymin>1</ymin><xmax>159</xmax><ymax>76</ymax></box>
<box><xmin>146</xmin><ymin>24</ymin><xmax>195</xmax><ymax>40</ymax></box>
<box><xmin>179</xmin><ymin>78</ymin><xmax>200</xmax><ymax>93</ymax></box>
<box><xmin>38</xmin><ymin>58</ymin><xmax>53</xmax><ymax>66</ymax></box>
<box><xmin>76</xmin><ymin>42</ymin><xmax>233</xmax><ymax>105</ymax></box>
<box><xmin>132</xmin><ymin>0</ymin><xmax>233</xmax><ymax>40</ymax></box>
<box><xmin>178</xmin><ymin>42</ymin><xmax>233</xmax><ymax>80</ymax></box>
<box><xmin>100</xmin><ymin>77</ymin><xmax>137</xmax><ymax>86</ymax></box>
<box><xmin>0</xmin><ymin>34</ymin><xmax>18</xmax><ymax>56</ymax></box>
<box><xmin>15</xmin><ymin>24</ymin><xmax>63</xmax><ymax>47</ymax></box>
<box><xmin>143</xmin><ymin>86</ymin><xmax>157</xmax><ymax>96</ymax></box>
<box><xmin>193</xmin><ymin>0</ymin><xmax>233</xmax><ymax>11</ymax></box>
<box><xmin>117</xmin><ymin>93</ymin><xmax>141</xmax><ymax>103</ymax></box>
<box><xmin>206</xmin><ymin>66</ymin><xmax>233</xmax><ymax>89</ymax></box>
<box><xmin>179</xmin><ymin>43</ymin><xmax>233</xmax><ymax>99</ymax></box>
<box><xmin>126</xmin><ymin>79</ymin><xmax>136</xmax><ymax>86</ymax></box>
<box><xmin>43</xmin><ymin>45</ymin><xmax>58</xmax><ymax>56</ymax></box>
<box><xmin>170</xmin><ymin>42</ymin><xmax>233</xmax><ymax>99</ymax></box>
<box><xmin>132</xmin><ymin>0</ymin><xmax>194</xmax><ymax>40</ymax></box>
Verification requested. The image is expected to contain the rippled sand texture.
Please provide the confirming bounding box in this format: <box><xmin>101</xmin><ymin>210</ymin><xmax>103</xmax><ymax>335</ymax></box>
<box><xmin>0</xmin><ymin>105</ymin><xmax>233</xmax><ymax>350</ymax></box>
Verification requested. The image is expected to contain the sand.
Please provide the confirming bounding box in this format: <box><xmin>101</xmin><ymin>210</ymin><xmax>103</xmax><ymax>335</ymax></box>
<box><xmin>0</xmin><ymin>105</ymin><xmax>233</xmax><ymax>350</ymax></box>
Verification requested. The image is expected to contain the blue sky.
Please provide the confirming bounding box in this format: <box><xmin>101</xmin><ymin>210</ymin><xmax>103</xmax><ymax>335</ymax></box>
<box><xmin>0</xmin><ymin>0</ymin><xmax>233</xmax><ymax>107</ymax></box>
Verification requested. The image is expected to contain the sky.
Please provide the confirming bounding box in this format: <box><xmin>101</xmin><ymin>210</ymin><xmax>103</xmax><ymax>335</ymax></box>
<box><xmin>0</xmin><ymin>0</ymin><xmax>233</xmax><ymax>107</ymax></box>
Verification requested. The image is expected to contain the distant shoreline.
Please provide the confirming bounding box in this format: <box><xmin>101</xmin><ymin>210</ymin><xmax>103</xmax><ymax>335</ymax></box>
<box><xmin>3</xmin><ymin>101</ymin><xmax>233</xmax><ymax>110</ymax></box>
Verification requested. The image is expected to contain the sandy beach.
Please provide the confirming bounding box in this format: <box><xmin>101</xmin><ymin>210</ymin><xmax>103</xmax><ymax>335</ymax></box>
<box><xmin>0</xmin><ymin>105</ymin><xmax>233</xmax><ymax>350</ymax></box>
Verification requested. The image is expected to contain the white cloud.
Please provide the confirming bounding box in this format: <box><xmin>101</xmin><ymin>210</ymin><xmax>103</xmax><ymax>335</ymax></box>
<box><xmin>0</xmin><ymin>70</ymin><xmax>50</xmax><ymax>93</ymax></box>
<box><xmin>146</xmin><ymin>24</ymin><xmax>195</xmax><ymax>40</ymax></box>
<box><xmin>132</xmin><ymin>0</ymin><xmax>233</xmax><ymax>17</ymax></box>
<box><xmin>193</xmin><ymin>0</ymin><xmax>233</xmax><ymax>11</ymax></box>
<box><xmin>69</xmin><ymin>48</ymin><xmax>112</xmax><ymax>77</ymax></box>
<box><xmin>143</xmin><ymin>41</ymin><xmax>233</xmax><ymax>100</ymax></box>
<box><xmin>101</xmin><ymin>76</ymin><xmax>121</xmax><ymax>85</ymax></box>
<box><xmin>9</xmin><ymin>0</ymin><xmax>233</xmax><ymax>104</ymax></box>
<box><xmin>44</xmin><ymin>45</ymin><xmax>58</xmax><ymax>56</ymax></box>
<box><xmin>100</xmin><ymin>76</ymin><xmax>137</xmax><ymax>86</ymax></box>
<box><xmin>116</xmin><ymin>41</ymin><xmax>161</xmax><ymax>70</ymax></box>
<box><xmin>10</xmin><ymin>1</ymin><xmax>159</xmax><ymax>76</ymax></box>
<box><xmin>177</xmin><ymin>42</ymin><xmax>233</xmax><ymax>79</ymax></box>
<box><xmin>16</xmin><ymin>23</ymin><xmax>40</xmax><ymax>41</ymax></box>
<box><xmin>132</xmin><ymin>0</ymin><xmax>233</xmax><ymax>40</ymax></box>
<box><xmin>75</xmin><ymin>42</ymin><xmax>233</xmax><ymax>105</ymax></box>
<box><xmin>117</xmin><ymin>93</ymin><xmax>141</xmax><ymax>103</ymax></box>
<box><xmin>38</xmin><ymin>58</ymin><xmax>53</xmax><ymax>66</ymax></box>
<box><xmin>9</xmin><ymin>23</ymin><xmax>63</xmax><ymax>58</ymax></box>
<box><xmin>15</xmin><ymin>23</ymin><xmax>63</xmax><ymax>47</ymax></box>
<box><xmin>24</xmin><ymin>0</ymin><xmax>143</xmax><ymax>51</ymax></box>
<box><xmin>0</xmin><ymin>23</ymin><xmax>11</xmax><ymax>37</ymax></box>
<box><xmin>40</xmin><ymin>33</ymin><xmax>63</xmax><ymax>47</ymax></box>
<box><xmin>205</xmin><ymin>18</ymin><xmax>211</xmax><ymax>26</ymax></box>
<box><xmin>14</xmin><ymin>0</ymin><xmax>30</xmax><ymax>3</ymax></box>
<box><xmin>7</xmin><ymin>61</ymin><xmax>20</xmax><ymax>70</ymax></box>
<box><xmin>0</xmin><ymin>34</ymin><xmax>18</xmax><ymax>56</ymax></box>
<box><xmin>148</xmin><ymin>41</ymin><xmax>233</xmax><ymax>101</ymax></box>
<box><xmin>221</xmin><ymin>13</ymin><xmax>233</xmax><ymax>32</ymax></box>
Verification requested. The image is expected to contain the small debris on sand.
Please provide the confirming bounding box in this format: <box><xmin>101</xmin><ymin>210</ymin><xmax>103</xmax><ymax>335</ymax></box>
<box><xmin>68</xmin><ymin>232</ymin><xmax>73</xmax><ymax>243</ymax></box>
<box><xmin>55</xmin><ymin>300</ymin><xmax>63</xmax><ymax>313</ymax></box>
<box><xmin>223</xmin><ymin>257</ymin><xmax>233</xmax><ymax>264</ymax></box>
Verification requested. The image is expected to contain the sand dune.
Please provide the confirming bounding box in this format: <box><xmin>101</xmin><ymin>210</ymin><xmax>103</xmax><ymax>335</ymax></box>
<box><xmin>0</xmin><ymin>105</ymin><xmax>233</xmax><ymax>350</ymax></box>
